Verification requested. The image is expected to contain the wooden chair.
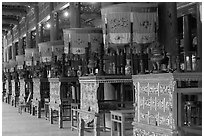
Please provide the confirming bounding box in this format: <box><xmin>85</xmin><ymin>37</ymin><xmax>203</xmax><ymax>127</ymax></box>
<box><xmin>18</xmin><ymin>92</ymin><xmax>32</xmax><ymax>114</ymax></box>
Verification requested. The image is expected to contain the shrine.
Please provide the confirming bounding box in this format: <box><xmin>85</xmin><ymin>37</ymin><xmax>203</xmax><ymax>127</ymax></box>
<box><xmin>2</xmin><ymin>2</ymin><xmax>202</xmax><ymax>136</ymax></box>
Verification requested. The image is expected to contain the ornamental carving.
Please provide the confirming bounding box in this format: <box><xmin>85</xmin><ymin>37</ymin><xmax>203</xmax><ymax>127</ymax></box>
<box><xmin>133</xmin><ymin>77</ymin><xmax>176</xmax><ymax>131</ymax></box>
<box><xmin>19</xmin><ymin>80</ymin><xmax>25</xmax><ymax>102</ymax></box>
<box><xmin>33</xmin><ymin>82</ymin><xmax>41</xmax><ymax>101</ymax></box>
<box><xmin>50</xmin><ymin>82</ymin><xmax>61</xmax><ymax>107</ymax></box>
<box><xmin>79</xmin><ymin>82</ymin><xmax>99</xmax><ymax>124</ymax></box>
<box><xmin>134</xmin><ymin>128</ymin><xmax>166</xmax><ymax>136</ymax></box>
<box><xmin>108</xmin><ymin>12</ymin><xmax>130</xmax><ymax>33</ymax></box>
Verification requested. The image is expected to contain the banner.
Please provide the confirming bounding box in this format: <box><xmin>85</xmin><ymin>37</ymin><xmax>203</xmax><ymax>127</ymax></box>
<box><xmin>109</xmin><ymin>33</ymin><xmax>131</xmax><ymax>44</ymax></box>
<box><xmin>90</xmin><ymin>33</ymin><xmax>102</xmax><ymax>52</ymax></box>
<box><xmin>71</xmin><ymin>33</ymin><xmax>88</xmax><ymax>48</ymax></box>
<box><xmin>71</xmin><ymin>47</ymin><xmax>85</xmax><ymax>55</ymax></box>
<box><xmin>133</xmin><ymin>11</ymin><xmax>157</xmax><ymax>44</ymax></box>
<box><xmin>107</xmin><ymin>12</ymin><xmax>131</xmax><ymax>33</ymax></box>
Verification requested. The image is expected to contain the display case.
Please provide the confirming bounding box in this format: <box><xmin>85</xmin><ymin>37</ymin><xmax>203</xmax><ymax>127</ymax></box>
<box><xmin>132</xmin><ymin>72</ymin><xmax>202</xmax><ymax>136</ymax></box>
<box><xmin>78</xmin><ymin>75</ymin><xmax>133</xmax><ymax>136</ymax></box>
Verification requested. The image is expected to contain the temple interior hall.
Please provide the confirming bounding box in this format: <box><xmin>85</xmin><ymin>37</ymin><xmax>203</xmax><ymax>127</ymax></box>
<box><xmin>1</xmin><ymin>2</ymin><xmax>202</xmax><ymax>136</ymax></box>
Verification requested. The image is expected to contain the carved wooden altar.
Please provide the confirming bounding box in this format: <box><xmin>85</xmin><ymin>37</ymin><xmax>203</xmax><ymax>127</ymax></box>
<box><xmin>32</xmin><ymin>78</ymin><xmax>50</xmax><ymax>118</ymax></box>
<box><xmin>78</xmin><ymin>75</ymin><xmax>133</xmax><ymax>136</ymax></box>
<box><xmin>19</xmin><ymin>78</ymin><xmax>33</xmax><ymax>113</ymax></box>
<box><xmin>11</xmin><ymin>79</ymin><xmax>19</xmax><ymax>107</ymax></box>
<box><xmin>132</xmin><ymin>72</ymin><xmax>202</xmax><ymax>136</ymax></box>
<box><xmin>49</xmin><ymin>77</ymin><xmax>79</xmax><ymax>128</ymax></box>
<box><xmin>5</xmin><ymin>77</ymin><xmax>12</xmax><ymax>104</ymax></box>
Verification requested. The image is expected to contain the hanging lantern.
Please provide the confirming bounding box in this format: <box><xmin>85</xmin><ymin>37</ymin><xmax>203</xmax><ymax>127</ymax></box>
<box><xmin>101</xmin><ymin>3</ymin><xmax>158</xmax><ymax>46</ymax></box>
<box><xmin>63</xmin><ymin>28</ymin><xmax>103</xmax><ymax>54</ymax></box>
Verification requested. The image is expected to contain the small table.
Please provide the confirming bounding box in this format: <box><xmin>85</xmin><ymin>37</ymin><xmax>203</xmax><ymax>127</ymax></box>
<box><xmin>110</xmin><ymin>109</ymin><xmax>134</xmax><ymax>136</ymax></box>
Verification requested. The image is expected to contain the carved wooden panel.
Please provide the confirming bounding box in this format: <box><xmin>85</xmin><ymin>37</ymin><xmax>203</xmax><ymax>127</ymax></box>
<box><xmin>6</xmin><ymin>80</ymin><xmax>12</xmax><ymax>95</ymax></box>
<box><xmin>33</xmin><ymin>81</ymin><xmax>41</xmax><ymax>106</ymax></box>
<box><xmin>19</xmin><ymin>80</ymin><xmax>25</xmax><ymax>102</ymax></box>
<box><xmin>11</xmin><ymin>80</ymin><xmax>16</xmax><ymax>97</ymax></box>
<box><xmin>49</xmin><ymin>81</ymin><xmax>61</xmax><ymax>109</ymax></box>
<box><xmin>132</xmin><ymin>73</ymin><xmax>177</xmax><ymax>136</ymax></box>
<box><xmin>79</xmin><ymin>82</ymin><xmax>99</xmax><ymax>123</ymax></box>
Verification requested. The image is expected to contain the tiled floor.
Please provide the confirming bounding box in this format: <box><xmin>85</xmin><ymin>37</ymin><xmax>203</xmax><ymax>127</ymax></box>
<box><xmin>2</xmin><ymin>102</ymin><xmax>111</xmax><ymax>136</ymax></box>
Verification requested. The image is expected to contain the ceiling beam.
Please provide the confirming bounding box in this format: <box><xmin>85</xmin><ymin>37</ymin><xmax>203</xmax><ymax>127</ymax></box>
<box><xmin>2</xmin><ymin>18</ymin><xmax>19</xmax><ymax>25</ymax></box>
<box><xmin>2</xmin><ymin>2</ymin><xmax>38</xmax><ymax>7</ymax></box>
<box><xmin>2</xmin><ymin>7</ymin><xmax>27</xmax><ymax>17</ymax></box>
<box><xmin>2</xmin><ymin>24</ymin><xmax>13</xmax><ymax>30</ymax></box>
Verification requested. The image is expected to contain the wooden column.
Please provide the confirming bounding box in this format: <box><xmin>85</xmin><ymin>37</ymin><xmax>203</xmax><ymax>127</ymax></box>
<box><xmin>7</xmin><ymin>47</ymin><xmax>9</xmax><ymax>62</ymax></box>
<box><xmin>50</xmin><ymin>3</ymin><xmax>59</xmax><ymax>41</ymax></box>
<box><xmin>10</xmin><ymin>30</ymin><xmax>16</xmax><ymax>60</ymax></box>
<box><xmin>158</xmin><ymin>2</ymin><xmax>178</xmax><ymax>70</ymax></box>
<box><xmin>26</xmin><ymin>31</ymin><xmax>31</xmax><ymax>48</ymax></box>
<box><xmin>18</xmin><ymin>38</ymin><xmax>23</xmax><ymax>55</ymax></box>
<box><xmin>39</xmin><ymin>24</ymin><xmax>44</xmax><ymax>43</ymax></box>
<box><xmin>18</xmin><ymin>22</ymin><xmax>23</xmax><ymax>55</ymax></box>
<box><xmin>37</xmin><ymin>101</ymin><xmax>41</xmax><ymax>118</ymax></box>
<box><xmin>69</xmin><ymin>2</ymin><xmax>81</xmax><ymax>28</ymax></box>
<box><xmin>183</xmin><ymin>15</ymin><xmax>192</xmax><ymax>71</ymax></box>
<box><xmin>196</xmin><ymin>3</ymin><xmax>202</xmax><ymax>72</ymax></box>
<box><xmin>12</xmin><ymin>43</ymin><xmax>16</xmax><ymax>60</ymax></box>
<box><xmin>34</xmin><ymin>6</ymin><xmax>40</xmax><ymax>49</ymax></box>
<box><xmin>26</xmin><ymin>14</ymin><xmax>31</xmax><ymax>48</ymax></box>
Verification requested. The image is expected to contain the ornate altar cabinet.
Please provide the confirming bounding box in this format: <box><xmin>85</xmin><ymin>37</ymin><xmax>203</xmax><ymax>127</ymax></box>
<box><xmin>5</xmin><ymin>72</ymin><xmax>12</xmax><ymax>104</ymax></box>
<box><xmin>78</xmin><ymin>75</ymin><xmax>133</xmax><ymax>136</ymax></box>
<box><xmin>19</xmin><ymin>78</ymin><xmax>33</xmax><ymax>112</ymax></box>
<box><xmin>132</xmin><ymin>72</ymin><xmax>202</xmax><ymax>136</ymax></box>
<box><xmin>11</xmin><ymin>78</ymin><xmax>19</xmax><ymax>107</ymax></box>
<box><xmin>32</xmin><ymin>78</ymin><xmax>50</xmax><ymax>118</ymax></box>
<box><xmin>49</xmin><ymin>77</ymin><xmax>79</xmax><ymax>128</ymax></box>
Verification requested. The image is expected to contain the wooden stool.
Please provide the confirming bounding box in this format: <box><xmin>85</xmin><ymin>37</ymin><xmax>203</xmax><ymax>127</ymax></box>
<box><xmin>71</xmin><ymin>103</ymin><xmax>80</xmax><ymax>131</ymax></box>
<box><xmin>110</xmin><ymin>110</ymin><xmax>134</xmax><ymax>136</ymax></box>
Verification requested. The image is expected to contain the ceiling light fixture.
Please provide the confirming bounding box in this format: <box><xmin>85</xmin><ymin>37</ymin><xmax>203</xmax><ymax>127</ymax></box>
<box><xmin>63</xmin><ymin>11</ymin><xmax>69</xmax><ymax>17</ymax></box>
<box><xmin>46</xmin><ymin>23</ymin><xmax>51</xmax><ymax>29</ymax></box>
